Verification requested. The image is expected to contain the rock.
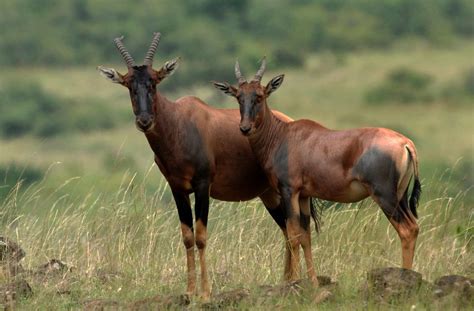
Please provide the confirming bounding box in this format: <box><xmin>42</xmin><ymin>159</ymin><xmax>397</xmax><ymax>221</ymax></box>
<box><xmin>203</xmin><ymin>288</ymin><xmax>250</xmax><ymax>309</ymax></box>
<box><xmin>366</xmin><ymin>267</ymin><xmax>422</xmax><ymax>302</ymax></box>
<box><xmin>0</xmin><ymin>279</ymin><xmax>32</xmax><ymax>307</ymax></box>
<box><xmin>35</xmin><ymin>259</ymin><xmax>71</xmax><ymax>276</ymax></box>
<box><xmin>433</xmin><ymin>275</ymin><xmax>473</xmax><ymax>303</ymax></box>
<box><xmin>0</xmin><ymin>236</ymin><xmax>25</xmax><ymax>263</ymax></box>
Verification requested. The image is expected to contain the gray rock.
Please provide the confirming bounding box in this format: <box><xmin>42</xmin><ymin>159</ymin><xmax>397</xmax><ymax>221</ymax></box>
<box><xmin>0</xmin><ymin>236</ymin><xmax>25</xmax><ymax>263</ymax></box>
<box><xmin>366</xmin><ymin>267</ymin><xmax>422</xmax><ymax>302</ymax></box>
<box><xmin>433</xmin><ymin>275</ymin><xmax>473</xmax><ymax>304</ymax></box>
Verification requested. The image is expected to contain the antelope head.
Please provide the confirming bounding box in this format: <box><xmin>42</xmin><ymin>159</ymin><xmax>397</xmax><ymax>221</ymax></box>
<box><xmin>98</xmin><ymin>33</ymin><xmax>179</xmax><ymax>132</ymax></box>
<box><xmin>213</xmin><ymin>57</ymin><xmax>284</xmax><ymax>136</ymax></box>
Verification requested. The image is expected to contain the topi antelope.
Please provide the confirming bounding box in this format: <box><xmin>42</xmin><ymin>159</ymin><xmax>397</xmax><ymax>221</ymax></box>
<box><xmin>97</xmin><ymin>34</ymin><xmax>304</xmax><ymax>299</ymax></box>
<box><xmin>213</xmin><ymin>58</ymin><xmax>421</xmax><ymax>286</ymax></box>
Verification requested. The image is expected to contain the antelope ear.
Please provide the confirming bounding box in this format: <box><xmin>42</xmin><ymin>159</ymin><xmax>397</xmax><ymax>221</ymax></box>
<box><xmin>265</xmin><ymin>74</ymin><xmax>285</xmax><ymax>97</ymax></box>
<box><xmin>212</xmin><ymin>81</ymin><xmax>237</xmax><ymax>97</ymax></box>
<box><xmin>97</xmin><ymin>66</ymin><xmax>125</xmax><ymax>84</ymax></box>
<box><xmin>156</xmin><ymin>57</ymin><xmax>180</xmax><ymax>80</ymax></box>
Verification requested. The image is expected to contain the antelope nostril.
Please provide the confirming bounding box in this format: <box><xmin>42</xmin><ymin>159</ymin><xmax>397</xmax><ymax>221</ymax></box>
<box><xmin>138</xmin><ymin>115</ymin><xmax>153</xmax><ymax>126</ymax></box>
<box><xmin>240</xmin><ymin>126</ymin><xmax>251</xmax><ymax>134</ymax></box>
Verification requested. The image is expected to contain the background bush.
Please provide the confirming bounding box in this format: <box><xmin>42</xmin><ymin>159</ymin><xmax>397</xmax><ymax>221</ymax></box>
<box><xmin>365</xmin><ymin>67</ymin><xmax>435</xmax><ymax>104</ymax></box>
<box><xmin>1</xmin><ymin>0</ymin><xmax>473</xmax><ymax>89</ymax></box>
<box><xmin>0</xmin><ymin>80</ymin><xmax>119</xmax><ymax>139</ymax></box>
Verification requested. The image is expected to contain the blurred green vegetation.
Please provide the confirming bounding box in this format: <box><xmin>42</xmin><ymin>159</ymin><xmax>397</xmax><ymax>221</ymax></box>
<box><xmin>365</xmin><ymin>67</ymin><xmax>435</xmax><ymax>104</ymax></box>
<box><xmin>0</xmin><ymin>80</ymin><xmax>124</xmax><ymax>139</ymax></box>
<box><xmin>0</xmin><ymin>1</ymin><xmax>472</xmax><ymax>203</ymax></box>
<box><xmin>1</xmin><ymin>0</ymin><xmax>473</xmax><ymax>89</ymax></box>
<box><xmin>366</xmin><ymin>66</ymin><xmax>474</xmax><ymax>104</ymax></box>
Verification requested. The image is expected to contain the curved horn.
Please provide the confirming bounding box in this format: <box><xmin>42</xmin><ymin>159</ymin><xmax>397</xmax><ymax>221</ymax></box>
<box><xmin>113</xmin><ymin>36</ymin><xmax>136</xmax><ymax>68</ymax></box>
<box><xmin>143</xmin><ymin>32</ymin><xmax>161</xmax><ymax>66</ymax></box>
<box><xmin>252</xmin><ymin>56</ymin><xmax>266</xmax><ymax>82</ymax></box>
<box><xmin>234</xmin><ymin>60</ymin><xmax>246</xmax><ymax>84</ymax></box>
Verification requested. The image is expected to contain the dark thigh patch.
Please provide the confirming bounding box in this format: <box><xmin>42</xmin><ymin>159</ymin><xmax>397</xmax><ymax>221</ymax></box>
<box><xmin>353</xmin><ymin>148</ymin><xmax>399</xmax><ymax>200</ymax></box>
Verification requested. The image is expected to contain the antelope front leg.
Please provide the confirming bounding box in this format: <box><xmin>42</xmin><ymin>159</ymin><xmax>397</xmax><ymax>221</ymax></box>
<box><xmin>281</xmin><ymin>187</ymin><xmax>301</xmax><ymax>282</ymax></box>
<box><xmin>171</xmin><ymin>190</ymin><xmax>196</xmax><ymax>297</ymax></box>
<box><xmin>299</xmin><ymin>196</ymin><xmax>318</xmax><ymax>286</ymax></box>
<box><xmin>194</xmin><ymin>182</ymin><xmax>211</xmax><ymax>301</ymax></box>
<box><xmin>259</xmin><ymin>189</ymin><xmax>291</xmax><ymax>281</ymax></box>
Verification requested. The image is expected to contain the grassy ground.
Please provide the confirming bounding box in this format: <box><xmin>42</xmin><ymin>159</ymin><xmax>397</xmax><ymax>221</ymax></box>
<box><xmin>1</xmin><ymin>172</ymin><xmax>472</xmax><ymax>309</ymax></box>
<box><xmin>1</xmin><ymin>42</ymin><xmax>473</xmax><ymax>309</ymax></box>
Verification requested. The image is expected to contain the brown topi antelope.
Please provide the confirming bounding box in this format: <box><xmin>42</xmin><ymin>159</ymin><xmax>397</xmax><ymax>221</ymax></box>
<box><xmin>97</xmin><ymin>34</ymin><xmax>308</xmax><ymax>299</ymax></box>
<box><xmin>213</xmin><ymin>58</ymin><xmax>421</xmax><ymax>286</ymax></box>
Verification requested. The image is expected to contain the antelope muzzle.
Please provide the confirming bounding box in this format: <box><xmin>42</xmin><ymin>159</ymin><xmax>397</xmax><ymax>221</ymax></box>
<box><xmin>135</xmin><ymin>113</ymin><xmax>154</xmax><ymax>132</ymax></box>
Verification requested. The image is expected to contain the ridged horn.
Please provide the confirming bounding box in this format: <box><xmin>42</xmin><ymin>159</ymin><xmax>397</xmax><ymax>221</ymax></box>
<box><xmin>113</xmin><ymin>36</ymin><xmax>136</xmax><ymax>68</ymax></box>
<box><xmin>252</xmin><ymin>56</ymin><xmax>266</xmax><ymax>82</ymax></box>
<box><xmin>234</xmin><ymin>60</ymin><xmax>246</xmax><ymax>84</ymax></box>
<box><xmin>143</xmin><ymin>32</ymin><xmax>161</xmax><ymax>66</ymax></box>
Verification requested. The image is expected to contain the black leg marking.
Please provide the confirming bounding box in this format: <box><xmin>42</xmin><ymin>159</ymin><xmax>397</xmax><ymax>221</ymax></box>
<box><xmin>266</xmin><ymin>205</ymin><xmax>287</xmax><ymax>229</ymax></box>
<box><xmin>172</xmin><ymin>189</ymin><xmax>193</xmax><ymax>231</ymax></box>
<box><xmin>193</xmin><ymin>181</ymin><xmax>210</xmax><ymax>227</ymax></box>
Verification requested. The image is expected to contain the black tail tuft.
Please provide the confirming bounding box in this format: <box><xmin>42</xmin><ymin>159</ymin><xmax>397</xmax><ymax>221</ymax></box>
<box><xmin>409</xmin><ymin>177</ymin><xmax>421</xmax><ymax>219</ymax></box>
<box><xmin>310</xmin><ymin>198</ymin><xmax>323</xmax><ymax>233</ymax></box>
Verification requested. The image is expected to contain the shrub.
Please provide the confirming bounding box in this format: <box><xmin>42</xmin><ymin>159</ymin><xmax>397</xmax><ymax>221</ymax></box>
<box><xmin>0</xmin><ymin>81</ymin><xmax>64</xmax><ymax>138</ymax></box>
<box><xmin>365</xmin><ymin>67</ymin><xmax>434</xmax><ymax>104</ymax></box>
<box><xmin>0</xmin><ymin>80</ymin><xmax>119</xmax><ymax>139</ymax></box>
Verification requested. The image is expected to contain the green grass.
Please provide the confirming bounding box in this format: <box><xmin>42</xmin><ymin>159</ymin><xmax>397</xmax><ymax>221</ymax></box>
<box><xmin>1</xmin><ymin>172</ymin><xmax>472</xmax><ymax>309</ymax></box>
<box><xmin>1</xmin><ymin>41</ymin><xmax>473</xmax><ymax>309</ymax></box>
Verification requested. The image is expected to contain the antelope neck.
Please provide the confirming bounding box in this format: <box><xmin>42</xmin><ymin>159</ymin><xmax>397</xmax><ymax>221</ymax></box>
<box><xmin>248</xmin><ymin>104</ymin><xmax>287</xmax><ymax>168</ymax></box>
<box><xmin>144</xmin><ymin>91</ymin><xmax>176</xmax><ymax>151</ymax></box>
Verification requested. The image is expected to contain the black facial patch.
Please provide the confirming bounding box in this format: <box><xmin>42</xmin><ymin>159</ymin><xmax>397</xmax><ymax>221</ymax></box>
<box><xmin>129</xmin><ymin>66</ymin><xmax>154</xmax><ymax>116</ymax></box>
<box><xmin>353</xmin><ymin>148</ymin><xmax>405</xmax><ymax>222</ymax></box>
<box><xmin>239</xmin><ymin>91</ymin><xmax>260</xmax><ymax>122</ymax></box>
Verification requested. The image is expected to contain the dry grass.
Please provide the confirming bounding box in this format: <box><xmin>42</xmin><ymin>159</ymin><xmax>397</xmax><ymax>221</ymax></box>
<box><xmin>1</xmin><ymin>169</ymin><xmax>472</xmax><ymax>309</ymax></box>
<box><xmin>1</xmin><ymin>42</ymin><xmax>472</xmax><ymax>309</ymax></box>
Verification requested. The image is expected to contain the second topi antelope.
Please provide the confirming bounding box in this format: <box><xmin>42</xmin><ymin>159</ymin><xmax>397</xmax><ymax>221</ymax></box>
<box><xmin>213</xmin><ymin>58</ymin><xmax>421</xmax><ymax>286</ymax></box>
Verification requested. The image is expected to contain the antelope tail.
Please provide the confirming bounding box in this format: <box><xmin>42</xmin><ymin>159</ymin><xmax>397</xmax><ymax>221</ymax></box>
<box><xmin>406</xmin><ymin>146</ymin><xmax>421</xmax><ymax>218</ymax></box>
<box><xmin>310</xmin><ymin>198</ymin><xmax>322</xmax><ymax>233</ymax></box>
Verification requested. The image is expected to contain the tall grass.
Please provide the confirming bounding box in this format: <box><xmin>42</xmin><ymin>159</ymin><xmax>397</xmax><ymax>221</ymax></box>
<box><xmin>1</xmin><ymin>168</ymin><xmax>471</xmax><ymax>309</ymax></box>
